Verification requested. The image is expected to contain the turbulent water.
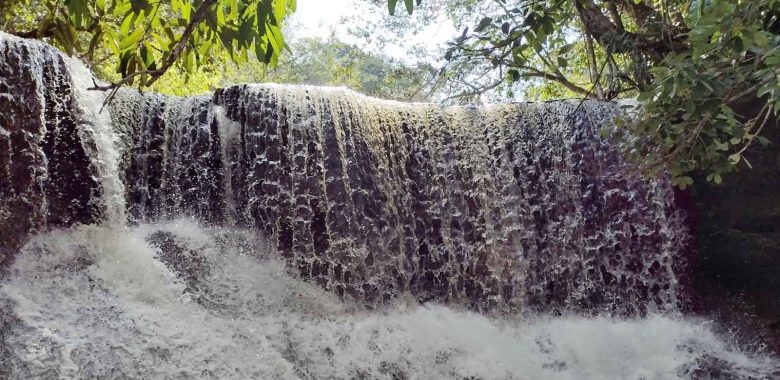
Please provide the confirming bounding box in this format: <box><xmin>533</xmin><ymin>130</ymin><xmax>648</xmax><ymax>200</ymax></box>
<box><xmin>1</xmin><ymin>220</ymin><xmax>778</xmax><ymax>379</ymax></box>
<box><xmin>1</xmin><ymin>32</ymin><xmax>780</xmax><ymax>378</ymax></box>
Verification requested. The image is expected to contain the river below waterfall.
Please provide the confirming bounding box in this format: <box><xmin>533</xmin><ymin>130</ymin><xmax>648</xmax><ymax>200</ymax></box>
<box><xmin>0</xmin><ymin>219</ymin><xmax>777</xmax><ymax>379</ymax></box>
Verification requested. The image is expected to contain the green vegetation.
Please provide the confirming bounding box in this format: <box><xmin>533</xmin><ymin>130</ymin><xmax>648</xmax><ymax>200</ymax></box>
<box><xmin>1</xmin><ymin>1</ymin><xmax>437</xmax><ymax>100</ymax></box>
<box><xmin>226</xmin><ymin>37</ymin><xmax>442</xmax><ymax>101</ymax></box>
<box><xmin>3</xmin><ymin>0</ymin><xmax>779</xmax><ymax>186</ymax></box>
<box><xmin>1</xmin><ymin>0</ymin><xmax>295</xmax><ymax>95</ymax></box>
<box><xmin>381</xmin><ymin>0</ymin><xmax>780</xmax><ymax>187</ymax></box>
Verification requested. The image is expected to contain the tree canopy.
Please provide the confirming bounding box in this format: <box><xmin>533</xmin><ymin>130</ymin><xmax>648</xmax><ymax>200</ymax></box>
<box><xmin>2</xmin><ymin>0</ymin><xmax>295</xmax><ymax>96</ymax></box>
<box><xmin>2</xmin><ymin>0</ymin><xmax>779</xmax><ymax>187</ymax></box>
<box><xmin>376</xmin><ymin>0</ymin><xmax>780</xmax><ymax>187</ymax></box>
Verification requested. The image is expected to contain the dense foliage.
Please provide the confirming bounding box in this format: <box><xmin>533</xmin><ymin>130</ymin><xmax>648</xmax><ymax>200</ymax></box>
<box><xmin>1</xmin><ymin>1</ymin><xmax>437</xmax><ymax>101</ymax></box>
<box><xmin>385</xmin><ymin>0</ymin><xmax>780</xmax><ymax>186</ymax></box>
<box><xmin>2</xmin><ymin>0</ymin><xmax>295</xmax><ymax>94</ymax></box>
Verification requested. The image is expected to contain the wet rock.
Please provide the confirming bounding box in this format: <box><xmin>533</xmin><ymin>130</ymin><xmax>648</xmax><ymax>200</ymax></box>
<box><xmin>691</xmin><ymin>107</ymin><xmax>780</xmax><ymax>352</ymax></box>
<box><xmin>116</xmin><ymin>85</ymin><xmax>687</xmax><ymax>315</ymax></box>
<box><xmin>146</xmin><ymin>230</ymin><xmax>210</xmax><ymax>295</ymax></box>
<box><xmin>0</xmin><ymin>35</ymin><xmax>100</xmax><ymax>269</ymax></box>
<box><xmin>0</xmin><ymin>297</ymin><xmax>15</xmax><ymax>378</ymax></box>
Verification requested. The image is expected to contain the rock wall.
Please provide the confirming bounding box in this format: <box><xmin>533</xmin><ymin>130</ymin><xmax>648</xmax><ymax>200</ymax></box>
<box><xmin>0</xmin><ymin>36</ymin><xmax>101</xmax><ymax>268</ymax></box>
<box><xmin>691</xmin><ymin>107</ymin><xmax>780</xmax><ymax>347</ymax></box>
<box><xmin>109</xmin><ymin>84</ymin><xmax>688</xmax><ymax>314</ymax></box>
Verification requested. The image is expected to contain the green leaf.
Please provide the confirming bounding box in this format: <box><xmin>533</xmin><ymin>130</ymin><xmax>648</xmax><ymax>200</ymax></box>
<box><xmin>266</xmin><ymin>23</ymin><xmax>284</xmax><ymax>58</ymax></box>
<box><xmin>672</xmin><ymin>176</ymin><xmax>694</xmax><ymax>189</ymax></box>
<box><xmin>182</xmin><ymin>0</ymin><xmax>191</xmax><ymax>21</ymax></box>
<box><xmin>105</xmin><ymin>30</ymin><xmax>120</xmax><ymax>56</ymax></box>
<box><xmin>541</xmin><ymin>18</ymin><xmax>554</xmax><ymax>35</ymax></box>
<box><xmin>183</xmin><ymin>50</ymin><xmax>194</xmax><ymax>73</ymax></box>
<box><xmin>254</xmin><ymin>40</ymin><xmax>266</xmax><ymax>62</ymax></box>
<box><xmin>388</xmin><ymin>0</ymin><xmax>398</xmax><ymax>15</ymax></box>
<box><xmin>274</xmin><ymin>0</ymin><xmax>287</xmax><ymax>23</ymax></box>
<box><xmin>217</xmin><ymin>3</ymin><xmax>226</xmax><ymax>25</ymax></box>
<box><xmin>404</xmin><ymin>0</ymin><xmax>413</xmax><ymax>15</ymax></box>
<box><xmin>558</xmin><ymin>43</ymin><xmax>575</xmax><ymax>55</ymax></box>
<box><xmin>755</xmin><ymin>135</ymin><xmax>771</xmax><ymax>146</ymax></box>
<box><xmin>119</xmin><ymin>28</ymin><xmax>145</xmax><ymax>51</ymax></box>
<box><xmin>733</xmin><ymin>37</ymin><xmax>744</xmax><ymax>53</ymax></box>
<box><xmin>706</xmin><ymin>173</ymin><xmax>723</xmax><ymax>184</ymax></box>
<box><xmin>754</xmin><ymin>32</ymin><xmax>769</xmax><ymax>48</ymax></box>
<box><xmin>120</xmin><ymin>13</ymin><xmax>134</xmax><ymax>36</ymax></box>
<box><xmin>475</xmin><ymin>17</ymin><xmax>492</xmax><ymax>33</ymax></box>
<box><xmin>508</xmin><ymin>69</ymin><xmax>520</xmax><ymax>82</ymax></box>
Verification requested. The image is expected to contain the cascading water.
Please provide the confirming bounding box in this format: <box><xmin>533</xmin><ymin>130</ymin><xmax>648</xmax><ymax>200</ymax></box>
<box><xmin>1</xmin><ymin>32</ymin><xmax>779</xmax><ymax>379</ymax></box>
<box><xmin>111</xmin><ymin>83</ymin><xmax>686</xmax><ymax>314</ymax></box>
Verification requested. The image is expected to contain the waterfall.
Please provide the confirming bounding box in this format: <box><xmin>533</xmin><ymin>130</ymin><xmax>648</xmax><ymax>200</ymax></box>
<box><xmin>1</xmin><ymin>33</ymin><xmax>102</xmax><ymax>265</ymax></box>
<box><xmin>63</xmin><ymin>57</ymin><xmax>126</xmax><ymax>226</ymax></box>
<box><xmin>109</xmin><ymin>83</ymin><xmax>687</xmax><ymax>314</ymax></box>
<box><xmin>1</xmin><ymin>33</ymin><xmax>778</xmax><ymax>378</ymax></box>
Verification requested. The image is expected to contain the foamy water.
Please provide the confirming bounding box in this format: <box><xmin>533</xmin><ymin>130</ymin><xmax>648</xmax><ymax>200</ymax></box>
<box><xmin>1</xmin><ymin>220</ymin><xmax>777</xmax><ymax>379</ymax></box>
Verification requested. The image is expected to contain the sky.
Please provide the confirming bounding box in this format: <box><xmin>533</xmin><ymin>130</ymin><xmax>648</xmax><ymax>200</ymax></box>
<box><xmin>286</xmin><ymin>0</ymin><xmax>456</xmax><ymax>60</ymax></box>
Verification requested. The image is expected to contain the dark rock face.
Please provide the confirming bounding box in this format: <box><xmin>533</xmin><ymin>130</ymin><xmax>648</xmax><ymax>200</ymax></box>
<box><xmin>0</xmin><ymin>36</ymin><xmax>100</xmax><ymax>268</ymax></box>
<box><xmin>691</xmin><ymin>109</ymin><xmax>780</xmax><ymax>350</ymax></box>
<box><xmin>111</xmin><ymin>93</ymin><xmax>225</xmax><ymax>224</ymax></box>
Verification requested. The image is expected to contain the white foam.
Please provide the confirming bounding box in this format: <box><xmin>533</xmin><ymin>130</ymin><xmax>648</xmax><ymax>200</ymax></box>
<box><xmin>64</xmin><ymin>57</ymin><xmax>127</xmax><ymax>225</ymax></box>
<box><xmin>1</xmin><ymin>221</ymin><xmax>777</xmax><ymax>379</ymax></box>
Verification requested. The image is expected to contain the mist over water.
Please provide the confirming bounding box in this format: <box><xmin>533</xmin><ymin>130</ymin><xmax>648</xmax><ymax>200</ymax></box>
<box><xmin>1</xmin><ymin>32</ymin><xmax>779</xmax><ymax>379</ymax></box>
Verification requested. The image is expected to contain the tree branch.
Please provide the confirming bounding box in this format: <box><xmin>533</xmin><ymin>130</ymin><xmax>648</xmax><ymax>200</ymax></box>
<box><xmin>520</xmin><ymin>71</ymin><xmax>591</xmax><ymax>96</ymax></box>
<box><xmin>441</xmin><ymin>78</ymin><xmax>504</xmax><ymax>103</ymax></box>
<box><xmin>575</xmin><ymin>0</ymin><xmax>686</xmax><ymax>61</ymax></box>
<box><xmin>90</xmin><ymin>0</ymin><xmax>218</xmax><ymax>107</ymax></box>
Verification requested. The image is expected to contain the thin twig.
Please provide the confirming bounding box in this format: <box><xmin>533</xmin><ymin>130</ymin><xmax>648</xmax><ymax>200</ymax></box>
<box><xmin>736</xmin><ymin>102</ymin><xmax>773</xmax><ymax>156</ymax></box>
<box><xmin>565</xmin><ymin>56</ymin><xmax>609</xmax><ymax>123</ymax></box>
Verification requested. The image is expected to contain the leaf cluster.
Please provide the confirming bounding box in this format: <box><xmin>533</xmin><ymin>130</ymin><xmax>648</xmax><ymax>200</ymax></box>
<box><xmin>384</xmin><ymin>0</ymin><xmax>779</xmax><ymax>186</ymax></box>
<box><xmin>618</xmin><ymin>0</ymin><xmax>780</xmax><ymax>188</ymax></box>
<box><xmin>4</xmin><ymin>0</ymin><xmax>295</xmax><ymax>89</ymax></box>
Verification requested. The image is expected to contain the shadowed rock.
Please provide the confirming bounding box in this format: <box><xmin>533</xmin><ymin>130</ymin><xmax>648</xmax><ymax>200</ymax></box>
<box><xmin>146</xmin><ymin>230</ymin><xmax>210</xmax><ymax>297</ymax></box>
<box><xmin>0</xmin><ymin>35</ymin><xmax>100</xmax><ymax>268</ymax></box>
